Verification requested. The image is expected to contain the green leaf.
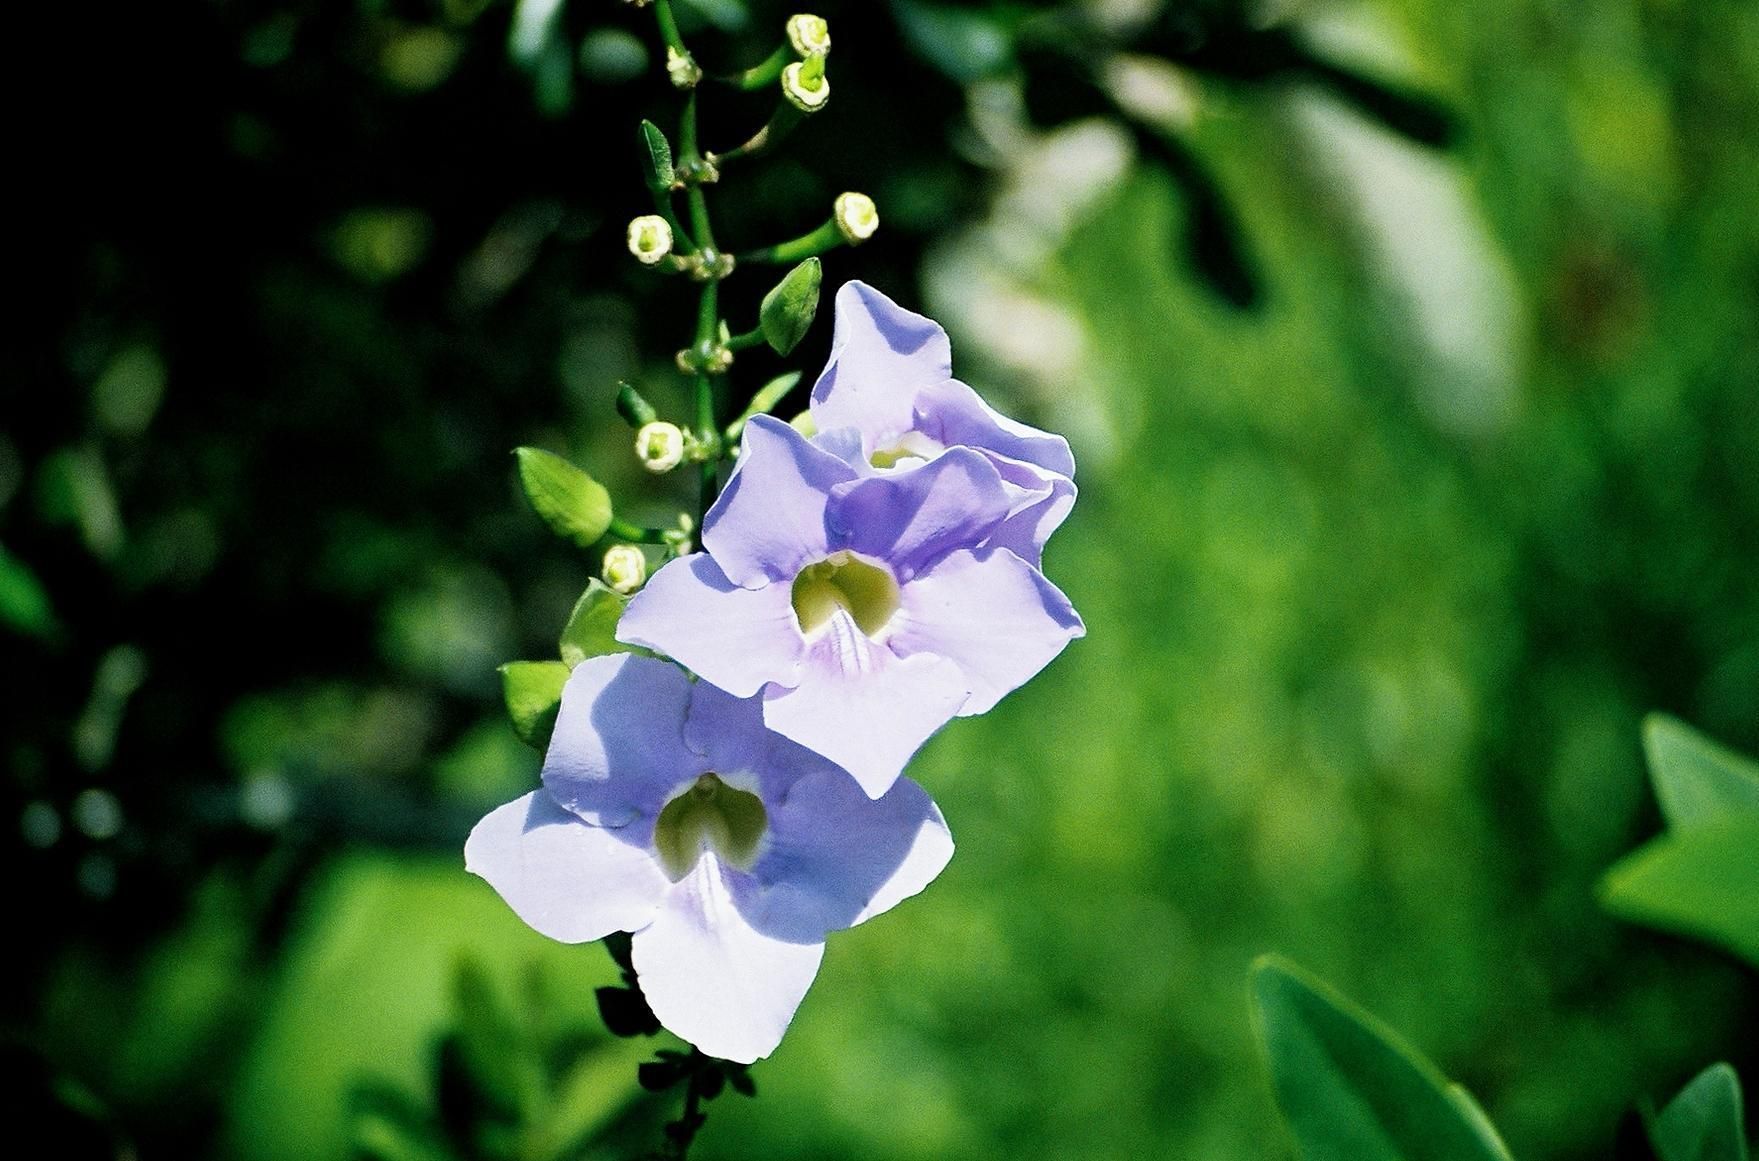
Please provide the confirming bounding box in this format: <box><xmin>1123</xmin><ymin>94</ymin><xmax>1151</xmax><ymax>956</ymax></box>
<box><xmin>1644</xmin><ymin>714</ymin><xmax>1759</xmax><ymax>829</ymax></box>
<box><xmin>1600</xmin><ymin>816</ymin><xmax>1759</xmax><ymax>968</ymax></box>
<box><xmin>891</xmin><ymin>0</ymin><xmax>1015</xmax><ymax>84</ymax></box>
<box><xmin>638</xmin><ymin>120</ymin><xmax>674</xmax><ymax>192</ymax></box>
<box><xmin>499</xmin><ymin>660</ymin><xmax>570</xmax><ymax>749</ymax></box>
<box><xmin>725</xmin><ymin>372</ymin><xmax>802</xmax><ymax>443</ymax></box>
<box><xmin>450</xmin><ymin>956</ymin><xmax>543</xmax><ymax>1121</ymax></box>
<box><xmin>0</xmin><ymin>542</ymin><xmax>59</xmax><ymax>639</ymax></box>
<box><xmin>541</xmin><ymin>1042</ymin><xmax>646</xmax><ymax>1160</ymax></box>
<box><xmin>514</xmin><ymin>448</ymin><xmax>612</xmax><ymax>549</ymax></box>
<box><xmin>1250</xmin><ymin>957</ymin><xmax>1511</xmax><ymax>1161</ymax></box>
<box><xmin>759</xmin><ymin>258</ymin><xmax>822</xmax><ymax>356</ymax></box>
<box><xmin>1651</xmin><ymin>1063</ymin><xmax>1748</xmax><ymax>1161</ymax></box>
<box><xmin>558</xmin><ymin>580</ymin><xmax>629</xmax><ymax>667</ymax></box>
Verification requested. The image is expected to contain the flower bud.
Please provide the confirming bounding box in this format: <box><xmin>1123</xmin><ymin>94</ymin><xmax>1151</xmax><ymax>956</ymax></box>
<box><xmin>833</xmin><ymin>192</ymin><xmax>878</xmax><ymax>244</ymax></box>
<box><xmin>786</xmin><ymin>14</ymin><xmax>830</xmax><ymax>57</ymax></box>
<box><xmin>781</xmin><ymin>58</ymin><xmax>829</xmax><ymax>112</ymax></box>
<box><xmin>626</xmin><ymin>215</ymin><xmax>674</xmax><ymax>265</ymax></box>
<box><xmin>635</xmin><ymin>421</ymin><xmax>686</xmax><ymax>473</ymax></box>
<box><xmin>602</xmin><ymin>544</ymin><xmax>647</xmax><ymax>594</ymax></box>
<box><xmin>666</xmin><ymin>46</ymin><xmax>702</xmax><ymax>89</ymax></box>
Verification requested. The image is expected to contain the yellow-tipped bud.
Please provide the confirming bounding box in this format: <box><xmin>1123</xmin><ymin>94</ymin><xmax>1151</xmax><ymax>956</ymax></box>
<box><xmin>635</xmin><ymin>420</ymin><xmax>686</xmax><ymax>473</ymax></box>
<box><xmin>781</xmin><ymin>59</ymin><xmax>830</xmax><ymax>112</ymax></box>
<box><xmin>666</xmin><ymin>46</ymin><xmax>702</xmax><ymax>89</ymax></box>
<box><xmin>834</xmin><ymin>192</ymin><xmax>879</xmax><ymax>244</ymax></box>
<box><xmin>602</xmin><ymin>544</ymin><xmax>648</xmax><ymax>594</ymax></box>
<box><xmin>786</xmin><ymin>14</ymin><xmax>831</xmax><ymax>57</ymax></box>
<box><xmin>626</xmin><ymin>215</ymin><xmax>674</xmax><ymax>265</ymax></box>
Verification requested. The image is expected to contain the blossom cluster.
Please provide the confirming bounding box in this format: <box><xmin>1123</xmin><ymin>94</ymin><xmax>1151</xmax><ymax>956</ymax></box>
<box><xmin>468</xmin><ymin>284</ymin><xmax>1083</xmax><ymax>1062</ymax></box>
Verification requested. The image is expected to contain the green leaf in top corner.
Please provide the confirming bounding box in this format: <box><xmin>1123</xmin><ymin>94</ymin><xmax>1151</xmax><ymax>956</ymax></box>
<box><xmin>1250</xmin><ymin>957</ymin><xmax>1511</xmax><ymax>1161</ymax></box>
<box><xmin>499</xmin><ymin>660</ymin><xmax>570</xmax><ymax>749</ymax></box>
<box><xmin>1600</xmin><ymin>815</ymin><xmax>1759</xmax><ymax>969</ymax></box>
<box><xmin>559</xmin><ymin>580</ymin><xmax>629</xmax><ymax>667</ymax></box>
<box><xmin>1644</xmin><ymin>714</ymin><xmax>1759</xmax><ymax>830</ymax></box>
<box><xmin>759</xmin><ymin>258</ymin><xmax>822</xmax><ymax>357</ymax></box>
<box><xmin>1651</xmin><ymin>1063</ymin><xmax>1748</xmax><ymax>1161</ymax></box>
<box><xmin>515</xmin><ymin>448</ymin><xmax>612</xmax><ymax>549</ymax></box>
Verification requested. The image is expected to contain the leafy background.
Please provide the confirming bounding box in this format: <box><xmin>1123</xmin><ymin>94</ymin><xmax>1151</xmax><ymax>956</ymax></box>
<box><xmin>4</xmin><ymin>0</ymin><xmax>1756</xmax><ymax>1157</ymax></box>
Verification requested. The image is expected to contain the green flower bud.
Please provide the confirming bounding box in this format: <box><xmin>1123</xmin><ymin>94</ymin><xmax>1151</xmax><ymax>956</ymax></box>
<box><xmin>602</xmin><ymin>544</ymin><xmax>648</xmax><ymax>594</ymax></box>
<box><xmin>833</xmin><ymin>192</ymin><xmax>878</xmax><ymax>244</ymax></box>
<box><xmin>635</xmin><ymin>420</ymin><xmax>686</xmax><ymax>473</ymax></box>
<box><xmin>666</xmin><ymin>46</ymin><xmax>701</xmax><ymax>89</ymax></box>
<box><xmin>781</xmin><ymin>58</ymin><xmax>829</xmax><ymax>113</ymax></box>
<box><xmin>626</xmin><ymin>215</ymin><xmax>674</xmax><ymax>265</ymax></box>
<box><xmin>786</xmin><ymin>14</ymin><xmax>831</xmax><ymax>57</ymax></box>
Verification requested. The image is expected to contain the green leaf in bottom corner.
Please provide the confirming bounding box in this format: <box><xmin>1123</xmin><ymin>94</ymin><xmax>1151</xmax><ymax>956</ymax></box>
<box><xmin>499</xmin><ymin>660</ymin><xmax>570</xmax><ymax>749</ymax></box>
<box><xmin>1644</xmin><ymin>714</ymin><xmax>1759</xmax><ymax>830</ymax></box>
<box><xmin>1651</xmin><ymin>1063</ymin><xmax>1749</xmax><ymax>1161</ymax></box>
<box><xmin>514</xmin><ymin>448</ymin><xmax>612</xmax><ymax>549</ymax></box>
<box><xmin>1600</xmin><ymin>816</ymin><xmax>1759</xmax><ymax>969</ymax></box>
<box><xmin>558</xmin><ymin>580</ymin><xmax>629</xmax><ymax>667</ymax></box>
<box><xmin>1250</xmin><ymin>958</ymin><xmax>1511</xmax><ymax>1161</ymax></box>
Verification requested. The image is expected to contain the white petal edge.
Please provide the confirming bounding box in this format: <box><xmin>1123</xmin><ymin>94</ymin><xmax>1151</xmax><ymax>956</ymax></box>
<box><xmin>465</xmin><ymin>791</ymin><xmax>668</xmax><ymax>944</ymax></box>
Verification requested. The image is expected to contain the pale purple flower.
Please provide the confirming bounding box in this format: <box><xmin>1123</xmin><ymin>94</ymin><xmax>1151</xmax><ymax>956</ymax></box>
<box><xmin>617</xmin><ymin>415</ymin><xmax>1084</xmax><ymax>797</ymax></box>
<box><xmin>809</xmin><ymin>281</ymin><xmax>1077</xmax><ymax>565</ymax></box>
<box><xmin>465</xmin><ymin>652</ymin><xmax>953</xmax><ymax>1064</ymax></box>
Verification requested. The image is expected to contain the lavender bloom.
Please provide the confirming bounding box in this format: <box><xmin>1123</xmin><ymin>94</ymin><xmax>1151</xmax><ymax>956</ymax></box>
<box><xmin>809</xmin><ymin>281</ymin><xmax>1077</xmax><ymax>565</ymax></box>
<box><xmin>618</xmin><ymin>415</ymin><xmax>1084</xmax><ymax>797</ymax></box>
<box><xmin>465</xmin><ymin>653</ymin><xmax>953</xmax><ymax>1064</ymax></box>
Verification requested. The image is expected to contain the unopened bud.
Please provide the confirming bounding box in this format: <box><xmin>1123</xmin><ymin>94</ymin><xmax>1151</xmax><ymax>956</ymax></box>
<box><xmin>786</xmin><ymin>14</ymin><xmax>830</xmax><ymax>57</ymax></box>
<box><xmin>781</xmin><ymin>59</ymin><xmax>829</xmax><ymax>112</ymax></box>
<box><xmin>602</xmin><ymin>544</ymin><xmax>648</xmax><ymax>594</ymax></box>
<box><xmin>635</xmin><ymin>421</ymin><xmax>686</xmax><ymax>473</ymax></box>
<box><xmin>626</xmin><ymin>215</ymin><xmax>673</xmax><ymax>265</ymax></box>
<box><xmin>666</xmin><ymin>46</ymin><xmax>702</xmax><ymax>89</ymax></box>
<box><xmin>834</xmin><ymin>192</ymin><xmax>878</xmax><ymax>244</ymax></box>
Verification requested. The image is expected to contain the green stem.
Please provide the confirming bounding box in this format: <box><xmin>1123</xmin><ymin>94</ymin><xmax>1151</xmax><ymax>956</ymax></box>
<box><xmin>711</xmin><ymin>105</ymin><xmax>803</xmax><ymax>168</ymax></box>
<box><xmin>607</xmin><ymin>517</ymin><xmax>674</xmax><ymax>545</ymax></box>
<box><xmin>739</xmin><ymin>218</ymin><xmax>843</xmax><ymax>266</ymax></box>
<box><xmin>652</xmin><ymin>0</ymin><xmax>688</xmax><ymax>59</ymax></box>
<box><xmin>718</xmin><ymin>43</ymin><xmax>789</xmax><ymax>91</ymax></box>
<box><xmin>725</xmin><ymin>327</ymin><xmax>765</xmax><ymax>352</ymax></box>
<box><xmin>694</xmin><ymin>283</ymin><xmax>721</xmax><ymax>516</ymax></box>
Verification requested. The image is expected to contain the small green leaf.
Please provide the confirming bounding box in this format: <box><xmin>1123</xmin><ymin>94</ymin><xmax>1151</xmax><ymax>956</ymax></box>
<box><xmin>725</xmin><ymin>372</ymin><xmax>802</xmax><ymax>443</ymax></box>
<box><xmin>1251</xmin><ymin>957</ymin><xmax>1511</xmax><ymax>1161</ymax></box>
<box><xmin>514</xmin><ymin>448</ymin><xmax>612</xmax><ymax>549</ymax></box>
<box><xmin>1651</xmin><ymin>1063</ymin><xmax>1748</xmax><ymax>1161</ymax></box>
<box><xmin>0</xmin><ymin>542</ymin><xmax>59</xmax><ymax>639</ymax></box>
<box><xmin>639</xmin><ymin>120</ymin><xmax>674</xmax><ymax>191</ymax></box>
<box><xmin>558</xmin><ymin>580</ymin><xmax>630</xmax><ymax>667</ymax></box>
<box><xmin>759</xmin><ymin>258</ymin><xmax>822</xmax><ymax>356</ymax></box>
<box><xmin>542</xmin><ymin>1041</ymin><xmax>647</xmax><ymax>1158</ymax></box>
<box><xmin>499</xmin><ymin>660</ymin><xmax>570</xmax><ymax>749</ymax></box>
<box><xmin>1601</xmin><ymin>816</ymin><xmax>1759</xmax><ymax>969</ymax></box>
<box><xmin>1644</xmin><ymin>714</ymin><xmax>1759</xmax><ymax>830</ymax></box>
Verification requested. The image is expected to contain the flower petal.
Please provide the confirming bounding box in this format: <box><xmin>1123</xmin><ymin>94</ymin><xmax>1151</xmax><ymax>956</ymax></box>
<box><xmin>749</xmin><ymin>769</ymin><xmax>954</xmax><ymax>941</ymax></box>
<box><xmin>541</xmin><ymin>655</ymin><xmax>700</xmax><ymax>827</ymax></box>
<box><xmin>915</xmin><ymin>377</ymin><xmax>1076</xmax><ymax>479</ymax></box>
<box><xmin>617</xmin><ymin>554</ymin><xmax>804</xmax><ymax>699</ymax></box>
<box><xmin>832</xmin><ymin>447</ymin><xmax>1012</xmax><ymax>579</ymax></box>
<box><xmin>702</xmin><ymin>416</ymin><xmax>855</xmax><ymax>586</ymax></box>
<box><xmin>891</xmin><ymin>548</ymin><xmax>1084</xmax><ymax>716</ymax></box>
<box><xmin>465</xmin><ymin>791</ymin><xmax>667</xmax><ymax>943</ymax></box>
<box><xmin>809</xmin><ymin>282</ymin><xmax>952</xmax><ymax>444</ymax></box>
<box><xmin>987</xmin><ymin>459</ymin><xmax>1077</xmax><ymax>565</ymax></box>
<box><xmin>631</xmin><ymin>856</ymin><xmax>826</xmax><ymax>1063</ymax></box>
<box><xmin>763</xmin><ymin>611</ymin><xmax>970</xmax><ymax>797</ymax></box>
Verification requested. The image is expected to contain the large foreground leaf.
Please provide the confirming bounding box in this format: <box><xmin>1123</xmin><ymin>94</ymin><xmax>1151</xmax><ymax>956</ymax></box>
<box><xmin>1651</xmin><ymin>1063</ymin><xmax>1748</xmax><ymax>1161</ymax></box>
<box><xmin>1251</xmin><ymin>957</ymin><xmax>1511</xmax><ymax>1161</ymax></box>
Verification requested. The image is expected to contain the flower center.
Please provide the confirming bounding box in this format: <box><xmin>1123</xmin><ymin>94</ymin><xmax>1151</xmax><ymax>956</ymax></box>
<box><xmin>652</xmin><ymin>773</ymin><xmax>767</xmax><ymax>880</ymax></box>
<box><xmin>868</xmin><ymin>431</ymin><xmax>944</xmax><ymax>470</ymax></box>
<box><xmin>790</xmin><ymin>551</ymin><xmax>900</xmax><ymax>638</ymax></box>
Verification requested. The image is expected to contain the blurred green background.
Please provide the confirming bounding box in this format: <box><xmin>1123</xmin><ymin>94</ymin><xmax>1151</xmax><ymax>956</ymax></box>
<box><xmin>5</xmin><ymin>0</ymin><xmax>1756</xmax><ymax>1157</ymax></box>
